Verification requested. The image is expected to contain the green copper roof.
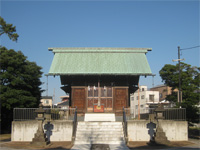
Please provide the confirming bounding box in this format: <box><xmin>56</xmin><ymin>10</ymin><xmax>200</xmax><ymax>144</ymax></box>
<box><xmin>48</xmin><ymin>47</ymin><xmax>152</xmax><ymax>76</ymax></box>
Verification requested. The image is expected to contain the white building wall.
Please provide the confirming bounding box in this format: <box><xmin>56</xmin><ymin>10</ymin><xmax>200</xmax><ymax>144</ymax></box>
<box><xmin>130</xmin><ymin>86</ymin><xmax>159</xmax><ymax>115</ymax></box>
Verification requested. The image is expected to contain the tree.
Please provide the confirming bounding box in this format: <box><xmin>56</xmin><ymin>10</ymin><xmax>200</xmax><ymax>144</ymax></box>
<box><xmin>159</xmin><ymin>63</ymin><xmax>200</xmax><ymax>122</ymax></box>
<box><xmin>0</xmin><ymin>16</ymin><xmax>19</xmax><ymax>42</ymax></box>
<box><xmin>0</xmin><ymin>17</ymin><xmax>43</xmax><ymax>133</ymax></box>
<box><xmin>0</xmin><ymin>47</ymin><xmax>43</xmax><ymax>133</ymax></box>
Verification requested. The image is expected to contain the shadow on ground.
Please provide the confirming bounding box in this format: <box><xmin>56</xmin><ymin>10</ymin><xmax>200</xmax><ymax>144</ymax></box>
<box><xmin>0</xmin><ymin>138</ymin><xmax>11</xmax><ymax>142</ymax></box>
<box><xmin>1</xmin><ymin>142</ymin><xmax>73</xmax><ymax>150</ymax></box>
<box><xmin>0</xmin><ymin>134</ymin><xmax>11</xmax><ymax>142</ymax></box>
<box><xmin>1</xmin><ymin>140</ymin><xmax>199</xmax><ymax>150</ymax></box>
<box><xmin>127</xmin><ymin>141</ymin><xmax>199</xmax><ymax>150</ymax></box>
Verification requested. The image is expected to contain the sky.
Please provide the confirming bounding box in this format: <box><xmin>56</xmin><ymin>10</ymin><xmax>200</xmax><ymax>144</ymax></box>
<box><xmin>1</xmin><ymin>0</ymin><xmax>199</xmax><ymax>104</ymax></box>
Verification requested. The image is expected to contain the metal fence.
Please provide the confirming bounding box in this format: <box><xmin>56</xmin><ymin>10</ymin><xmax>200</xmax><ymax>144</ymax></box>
<box><xmin>124</xmin><ymin>107</ymin><xmax>186</xmax><ymax>121</ymax></box>
<box><xmin>13</xmin><ymin>107</ymin><xmax>186</xmax><ymax>121</ymax></box>
<box><xmin>13</xmin><ymin>108</ymin><xmax>76</xmax><ymax>121</ymax></box>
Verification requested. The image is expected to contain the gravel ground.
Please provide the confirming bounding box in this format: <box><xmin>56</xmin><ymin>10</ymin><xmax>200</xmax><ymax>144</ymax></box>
<box><xmin>0</xmin><ymin>139</ymin><xmax>199</xmax><ymax>150</ymax></box>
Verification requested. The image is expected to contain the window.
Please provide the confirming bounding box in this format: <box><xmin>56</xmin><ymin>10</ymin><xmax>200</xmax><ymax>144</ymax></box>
<box><xmin>149</xmin><ymin>95</ymin><xmax>154</xmax><ymax>102</ymax></box>
<box><xmin>142</xmin><ymin>88</ymin><xmax>145</xmax><ymax>91</ymax></box>
<box><xmin>141</xmin><ymin>95</ymin><xmax>145</xmax><ymax>99</ymax></box>
<box><xmin>101</xmin><ymin>87</ymin><xmax>106</xmax><ymax>97</ymax></box>
<box><xmin>87</xmin><ymin>86</ymin><xmax>113</xmax><ymax>109</ymax></box>
<box><xmin>107</xmin><ymin>87</ymin><xmax>112</xmax><ymax>97</ymax></box>
<box><xmin>88</xmin><ymin>87</ymin><xmax>93</xmax><ymax>97</ymax></box>
<box><xmin>137</xmin><ymin>96</ymin><xmax>139</xmax><ymax>100</ymax></box>
<box><xmin>131</xmin><ymin>97</ymin><xmax>134</xmax><ymax>101</ymax></box>
<box><xmin>88</xmin><ymin>86</ymin><xmax>112</xmax><ymax>98</ymax></box>
<box><xmin>140</xmin><ymin>105</ymin><xmax>144</xmax><ymax>108</ymax></box>
<box><xmin>94</xmin><ymin>87</ymin><xmax>98</xmax><ymax>97</ymax></box>
<box><xmin>45</xmin><ymin>100</ymin><xmax>49</xmax><ymax>104</ymax></box>
<box><xmin>159</xmin><ymin>93</ymin><xmax>163</xmax><ymax>98</ymax></box>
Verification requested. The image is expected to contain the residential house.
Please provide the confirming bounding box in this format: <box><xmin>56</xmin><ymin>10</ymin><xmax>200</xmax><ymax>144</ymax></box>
<box><xmin>130</xmin><ymin>85</ymin><xmax>159</xmax><ymax>112</ymax></box>
<box><xmin>40</xmin><ymin>96</ymin><xmax>53</xmax><ymax>107</ymax></box>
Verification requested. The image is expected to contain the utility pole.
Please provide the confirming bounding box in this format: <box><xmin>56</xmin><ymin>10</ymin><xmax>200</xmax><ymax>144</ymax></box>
<box><xmin>138</xmin><ymin>83</ymin><xmax>140</xmax><ymax>120</ymax></box>
<box><xmin>173</xmin><ymin>45</ymin><xmax>199</xmax><ymax>107</ymax></box>
<box><xmin>173</xmin><ymin>46</ymin><xmax>184</xmax><ymax>107</ymax></box>
<box><xmin>178</xmin><ymin>46</ymin><xmax>181</xmax><ymax>106</ymax></box>
<box><xmin>53</xmin><ymin>88</ymin><xmax>55</xmax><ymax>108</ymax></box>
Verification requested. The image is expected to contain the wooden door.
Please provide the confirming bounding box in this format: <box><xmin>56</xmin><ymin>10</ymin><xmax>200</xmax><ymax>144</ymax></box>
<box><xmin>72</xmin><ymin>88</ymin><xmax>86</xmax><ymax>112</ymax></box>
<box><xmin>87</xmin><ymin>86</ymin><xmax>113</xmax><ymax>112</ymax></box>
<box><xmin>114</xmin><ymin>88</ymin><xmax>128</xmax><ymax>111</ymax></box>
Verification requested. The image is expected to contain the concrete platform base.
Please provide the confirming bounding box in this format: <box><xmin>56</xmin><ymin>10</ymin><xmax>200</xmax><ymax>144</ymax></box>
<box><xmin>84</xmin><ymin>113</ymin><xmax>115</xmax><ymax>121</ymax></box>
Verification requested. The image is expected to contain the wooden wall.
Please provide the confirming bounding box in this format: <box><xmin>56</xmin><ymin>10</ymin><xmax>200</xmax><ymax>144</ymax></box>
<box><xmin>114</xmin><ymin>87</ymin><xmax>128</xmax><ymax>111</ymax></box>
<box><xmin>71</xmin><ymin>86</ymin><xmax>128</xmax><ymax>113</ymax></box>
<box><xmin>71</xmin><ymin>87</ymin><xmax>86</xmax><ymax>112</ymax></box>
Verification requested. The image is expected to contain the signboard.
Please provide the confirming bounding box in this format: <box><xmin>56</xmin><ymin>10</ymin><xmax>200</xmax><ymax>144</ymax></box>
<box><xmin>94</xmin><ymin>105</ymin><xmax>104</xmax><ymax>113</ymax></box>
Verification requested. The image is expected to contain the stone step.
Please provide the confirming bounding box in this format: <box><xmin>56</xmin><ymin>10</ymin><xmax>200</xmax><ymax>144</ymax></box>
<box><xmin>78</xmin><ymin>122</ymin><xmax>122</xmax><ymax>125</ymax></box>
<box><xmin>77</xmin><ymin>123</ymin><xmax>122</xmax><ymax>126</ymax></box>
<box><xmin>75</xmin><ymin>140</ymin><xmax>125</xmax><ymax>144</ymax></box>
<box><xmin>76</xmin><ymin>134</ymin><xmax>124</xmax><ymax>139</ymax></box>
<box><xmin>77</xmin><ymin>128</ymin><xmax>123</xmax><ymax>131</ymax></box>
<box><xmin>76</xmin><ymin>137</ymin><xmax>124</xmax><ymax>141</ymax></box>
<box><xmin>75</xmin><ymin>116</ymin><xmax>125</xmax><ymax>144</ymax></box>
<box><xmin>76</xmin><ymin>131</ymin><xmax>123</xmax><ymax>135</ymax></box>
<box><xmin>77</xmin><ymin>125</ymin><xmax>122</xmax><ymax>129</ymax></box>
<box><xmin>76</xmin><ymin>134</ymin><xmax>124</xmax><ymax>138</ymax></box>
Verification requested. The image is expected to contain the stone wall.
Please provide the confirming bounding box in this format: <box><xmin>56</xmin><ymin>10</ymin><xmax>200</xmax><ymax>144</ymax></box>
<box><xmin>12</xmin><ymin>120</ymin><xmax>73</xmax><ymax>141</ymax></box>
<box><xmin>12</xmin><ymin>119</ymin><xmax>188</xmax><ymax>142</ymax></box>
<box><xmin>127</xmin><ymin>120</ymin><xmax>188</xmax><ymax>142</ymax></box>
<box><xmin>159</xmin><ymin>120</ymin><xmax>188</xmax><ymax>141</ymax></box>
<box><xmin>127</xmin><ymin>120</ymin><xmax>150</xmax><ymax>141</ymax></box>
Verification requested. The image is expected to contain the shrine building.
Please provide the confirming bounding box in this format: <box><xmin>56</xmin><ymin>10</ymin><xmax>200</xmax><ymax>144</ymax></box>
<box><xmin>48</xmin><ymin>47</ymin><xmax>152</xmax><ymax>113</ymax></box>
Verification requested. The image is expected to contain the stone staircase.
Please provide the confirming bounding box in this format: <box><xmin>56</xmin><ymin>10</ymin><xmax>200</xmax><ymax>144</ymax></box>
<box><xmin>75</xmin><ymin>122</ymin><xmax>125</xmax><ymax>144</ymax></box>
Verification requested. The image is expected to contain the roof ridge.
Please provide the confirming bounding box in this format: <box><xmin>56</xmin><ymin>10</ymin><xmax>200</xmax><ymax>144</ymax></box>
<box><xmin>48</xmin><ymin>47</ymin><xmax>152</xmax><ymax>51</ymax></box>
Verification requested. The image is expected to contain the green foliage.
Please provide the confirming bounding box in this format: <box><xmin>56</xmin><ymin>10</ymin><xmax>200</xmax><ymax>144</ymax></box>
<box><xmin>0</xmin><ymin>47</ymin><xmax>43</xmax><ymax>133</ymax></box>
<box><xmin>159</xmin><ymin>63</ymin><xmax>200</xmax><ymax>122</ymax></box>
<box><xmin>0</xmin><ymin>47</ymin><xmax>43</xmax><ymax>109</ymax></box>
<box><xmin>0</xmin><ymin>16</ymin><xmax>19</xmax><ymax>42</ymax></box>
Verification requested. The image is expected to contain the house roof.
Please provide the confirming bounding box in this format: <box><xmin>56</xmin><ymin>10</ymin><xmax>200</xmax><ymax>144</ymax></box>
<box><xmin>48</xmin><ymin>47</ymin><xmax>152</xmax><ymax>76</ymax></box>
<box><xmin>41</xmin><ymin>96</ymin><xmax>52</xmax><ymax>99</ymax></box>
<box><xmin>57</xmin><ymin>101</ymin><xmax>69</xmax><ymax>106</ymax></box>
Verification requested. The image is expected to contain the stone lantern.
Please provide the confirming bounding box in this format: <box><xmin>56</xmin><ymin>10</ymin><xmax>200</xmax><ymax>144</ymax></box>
<box><xmin>154</xmin><ymin>104</ymin><xmax>165</xmax><ymax>120</ymax></box>
<box><xmin>148</xmin><ymin>103</ymin><xmax>170</xmax><ymax>145</ymax></box>
<box><xmin>35</xmin><ymin>104</ymin><xmax>45</xmax><ymax>120</ymax></box>
<box><xmin>31</xmin><ymin>104</ymin><xmax>48</xmax><ymax>147</ymax></box>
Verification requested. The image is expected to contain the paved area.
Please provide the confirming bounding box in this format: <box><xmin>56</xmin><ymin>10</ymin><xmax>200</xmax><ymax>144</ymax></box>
<box><xmin>71</xmin><ymin>144</ymin><xmax>130</xmax><ymax>150</ymax></box>
<box><xmin>71</xmin><ymin>144</ymin><xmax>90</xmax><ymax>150</ymax></box>
<box><xmin>0</xmin><ymin>139</ymin><xmax>199</xmax><ymax>150</ymax></box>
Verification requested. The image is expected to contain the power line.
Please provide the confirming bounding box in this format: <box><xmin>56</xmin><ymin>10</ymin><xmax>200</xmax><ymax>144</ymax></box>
<box><xmin>180</xmin><ymin>45</ymin><xmax>200</xmax><ymax>51</ymax></box>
